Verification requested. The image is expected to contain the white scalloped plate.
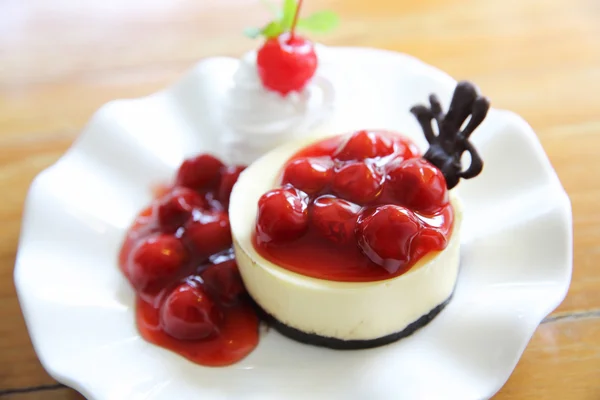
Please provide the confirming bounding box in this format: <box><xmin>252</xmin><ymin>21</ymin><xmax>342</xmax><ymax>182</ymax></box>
<box><xmin>15</xmin><ymin>47</ymin><xmax>572</xmax><ymax>400</ymax></box>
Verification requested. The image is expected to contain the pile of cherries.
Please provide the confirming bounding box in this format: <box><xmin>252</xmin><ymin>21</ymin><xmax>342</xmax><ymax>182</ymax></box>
<box><xmin>255</xmin><ymin>130</ymin><xmax>453</xmax><ymax>276</ymax></box>
<box><xmin>119</xmin><ymin>155</ymin><xmax>257</xmax><ymax>365</ymax></box>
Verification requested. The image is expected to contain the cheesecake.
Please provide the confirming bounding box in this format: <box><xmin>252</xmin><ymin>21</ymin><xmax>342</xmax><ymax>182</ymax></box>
<box><xmin>230</xmin><ymin>81</ymin><xmax>489</xmax><ymax>349</ymax></box>
<box><xmin>230</xmin><ymin>136</ymin><xmax>463</xmax><ymax>348</ymax></box>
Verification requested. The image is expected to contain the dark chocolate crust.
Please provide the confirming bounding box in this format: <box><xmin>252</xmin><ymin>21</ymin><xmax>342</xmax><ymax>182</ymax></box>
<box><xmin>256</xmin><ymin>295</ymin><xmax>452</xmax><ymax>350</ymax></box>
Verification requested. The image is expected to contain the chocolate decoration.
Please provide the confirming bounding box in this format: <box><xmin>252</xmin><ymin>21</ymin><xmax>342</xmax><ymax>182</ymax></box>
<box><xmin>411</xmin><ymin>81</ymin><xmax>490</xmax><ymax>189</ymax></box>
<box><xmin>255</xmin><ymin>295</ymin><xmax>452</xmax><ymax>350</ymax></box>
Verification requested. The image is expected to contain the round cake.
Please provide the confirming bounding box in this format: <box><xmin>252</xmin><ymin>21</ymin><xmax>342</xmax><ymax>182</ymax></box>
<box><xmin>230</xmin><ymin>134</ymin><xmax>464</xmax><ymax>348</ymax></box>
<box><xmin>229</xmin><ymin>76</ymin><xmax>490</xmax><ymax>349</ymax></box>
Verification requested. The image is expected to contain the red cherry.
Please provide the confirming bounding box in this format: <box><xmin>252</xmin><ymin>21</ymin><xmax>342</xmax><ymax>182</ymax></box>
<box><xmin>332</xmin><ymin>162</ymin><xmax>384</xmax><ymax>204</ymax></box>
<box><xmin>385</xmin><ymin>158</ymin><xmax>448</xmax><ymax>214</ymax></box>
<box><xmin>175</xmin><ymin>154</ymin><xmax>224</xmax><ymax>191</ymax></box>
<box><xmin>310</xmin><ymin>195</ymin><xmax>361</xmax><ymax>245</ymax></box>
<box><xmin>156</xmin><ymin>187</ymin><xmax>207</xmax><ymax>233</ymax></box>
<box><xmin>128</xmin><ymin>234</ymin><xmax>188</xmax><ymax>293</ymax></box>
<box><xmin>412</xmin><ymin>226</ymin><xmax>448</xmax><ymax>261</ymax></box>
<box><xmin>256</xmin><ymin>33</ymin><xmax>318</xmax><ymax>96</ymax></box>
<box><xmin>184</xmin><ymin>211</ymin><xmax>232</xmax><ymax>257</ymax></box>
<box><xmin>281</xmin><ymin>157</ymin><xmax>333</xmax><ymax>195</ymax></box>
<box><xmin>202</xmin><ymin>260</ymin><xmax>246</xmax><ymax>306</ymax></box>
<box><xmin>218</xmin><ymin>165</ymin><xmax>245</xmax><ymax>206</ymax></box>
<box><xmin>390</xmin><ymin>135</ymin><xmax>422</xmax><ymax>160</ymax></box>
<box><xmin>256</xmin><ymin>186</ymin><xmax>309</xmax><ymax>243</ymax></box>
<box><xmin>160</xmin><ymin>281</ymin><xmax>221</xmax><ymax>340</ymax></box>
<box><xmin>356</xmin><ymin>205</ymin><xmax>422</xmax><ymax>274</ymax></box>
<box><xmin>333</xmin><ymin>130</ymin><xmax>395</xmax><ymax>161</ymax></box>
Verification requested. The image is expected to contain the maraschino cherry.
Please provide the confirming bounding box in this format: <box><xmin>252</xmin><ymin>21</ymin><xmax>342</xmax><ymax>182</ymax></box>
<box><xmin>256</xmin><ymin>0</ymin><xmax>317</xmax><ymax>95</ymax></box>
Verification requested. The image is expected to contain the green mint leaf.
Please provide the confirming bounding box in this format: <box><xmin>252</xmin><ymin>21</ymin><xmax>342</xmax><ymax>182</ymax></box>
<box><xmin>243</xmin><ymin>27</ymin><xmax>262</xmax><ymax>39</ymax></box>
<box><xmin>280</xmin><ymin>0</ymin><xmax>298</xmax><ymax>30</ymax></box>
<box><xmin>297</xmin><ymin>10</ymin><xmax>339</xmax><ymax>33</ymax></box>
<box><xmin>261</xmin><ymin>21</ymin><xmax>284</xmax><ymax>38</ymax></box>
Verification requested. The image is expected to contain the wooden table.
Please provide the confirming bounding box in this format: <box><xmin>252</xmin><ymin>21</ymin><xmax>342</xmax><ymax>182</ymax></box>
<box><xmin>1</xmin><ymin>0</ymin><xmax>598</xmax><ymax>398</ymax></box>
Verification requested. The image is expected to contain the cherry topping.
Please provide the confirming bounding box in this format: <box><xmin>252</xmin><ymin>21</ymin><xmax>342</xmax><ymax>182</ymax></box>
<box><xmin>332</xmin><ymin>162</ymin><xmax>384</xmax><ymax>204</ymax></box>
<box><xmin>394</xmin><ymin>139</ymin><xmax>422</xmax><ymax>161</ymax></box>
<box><xmin>281</xmin><ymin>156</ymin><xmax>333</xmax><ymax>195</ymax></box>
<box><xmin>218</xmin><ymin>165</ymin><xmax>245</xmax><ymax>206</ymax></box>
<box><xmin>176</xmin><ymin>154</ymin><xmax>224</xmax><ymax>192</ymax></box>
<box><xmin>356</xmin><ymin>205</ymin><xmax>422</xmax><ymax>274</ymax></box>
<box><xmin>256</xmin><ymin>186</ymin><xmax>309</xmax><ymax>243</ymax></box>
<box><xmin>160</xmin><ymin>281</ymin><xmax>221</xmax><ymax>340</ymax></box>
<box><xmin>386</xmin><ymin>158</ymin><xmax>449</xmax><ymax>214</ymax></box>
<box><xmin>252</xmin><ymin>132</ymin><xmax>454</xmax><ymax>282</ymax></box>
<box><xmin>120</xmin><ymin>152</ymin><xmax>262</xmax><ymax>367</ymax></box>
<box><xmin>333</xmin><ymin>130</ymin><xmax>395</xmax><ymax>161</ymax></box>
<box><xmin>184</xmin><ymin>211</ymin><xmax>232</xmax><ymax>258</ymax></box>
<box><xmin>202</xmin><ymin>260</ymin><xmax>246</xmax><ymax>306</ymax></box>
<box><xmin>310</xmin><ymin>195</ymin><xmax>361</xmax><ymax>245</ymax></box>
<box><xmin>412</xmin><ymin>227</ymin><xmax>448</xmax><ymax>261</ymax></box>
<box><xmin>257</xmin><ymin>33</ymin><xmax>317</xmax><ymax>96</ymax></box>
<box><xmin>128</xmin><ymin>234</ymin><xmax>188</xmax><ymax>293</ymax></box>
<box><xmin>156</xmin><ymin>187</ymin><xmax>207</xmax><ymax>233</ymax></box>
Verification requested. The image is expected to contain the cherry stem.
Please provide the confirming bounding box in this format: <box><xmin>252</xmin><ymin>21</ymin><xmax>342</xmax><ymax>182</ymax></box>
<box><xmin>290</xmin><ymin>0</ymin><xmax>304</xmax><ymax>40</ymax></box>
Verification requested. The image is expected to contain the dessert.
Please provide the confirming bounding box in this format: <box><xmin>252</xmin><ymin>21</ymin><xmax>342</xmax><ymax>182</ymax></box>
<box><xmin>230</xmin><ymin>82</ymin><xmax>489</xmax><ymax>348</ymax></box>
<box><xmin>118</xmin><ymin>0</ymin><xmax>491</xmax><ymax>364</ymax></box>
<box><xmin>221</xmin><ymin>0</ymin><xmax>337</xmax><ymax>165</ymax></box>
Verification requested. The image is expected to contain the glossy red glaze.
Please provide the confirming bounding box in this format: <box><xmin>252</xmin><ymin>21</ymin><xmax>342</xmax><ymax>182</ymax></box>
<box><xmin>119</xmin><ymin>155</ymin><xmax>257</xmax><ymax>366</ymax></box>
<box><xmin>384</xmin><ymin>158</ymin><xmax>449</xmax><ymax>214</ymax></box>
<box><xmin>218</xmin><ymin>166</ymin><xmax>246</xmax><ymax>206</ymax></box>
<box><xmin>156</xmin><ymin>187</ymin><xmax>208</xmax><ymax>233</ymax></box>
<box><xmin>310</xmin><ymin>195</ymin><xmax>361</xmax><ymax>245</ymax></box>
<box><xmin>127</xmin><ymin>234</ymin><xmax>188</xmax><ymax>294</ymax></box>
<box><xmin>257</xmin><ymin>33</ymin><xmax>318</xmax><ymax>96</ymax></box>
<box><xmin>160</xmin><ymin>281</ymin><xmax>222</xmax><ymax>340</ymax></box>
<box><xmin>137</xmin><ymin>296</ymin><xmax>258</xmax><ymax>367</ymax></box>
<box><xmin>356</xmin><ymin>205</ymin><xmax>446</xmax><ymax>274</ymax></box>
<box><xmin>333</xmin><ymin>129</ymin><xmax>396</xmax><ymax>161</ymax></box>
<box><xmin>253</xmin><ymin>130</ymin><xmax>454</xmax><ymax>282</ymax></box>
<box><xmin>176</xmin><ymin>154</ymin><xmax>224</xmax><ymax>191</ymax></box>
<box><xmin>256</xmin><ymin>186</ymin><xmax>309</xmax><ymax>243</ymax></box>
<box><xmin>183</xmin><ymin>210</ymin><xmax>232</xmax><ymax>258</ymax></box>
<box><xmin>332</xmin><ymin>162</ymin><xmax>384</xmax><ymax>204</ymax></box>
<box><xmin>281</xmin><ymin>156</ymin><xmax>333</xmax><ymax>195</ymax></box>
<box><xmin>202</xmin><ymin>260</ymin><xmax>247</xmax><ymax>306</ymax></box>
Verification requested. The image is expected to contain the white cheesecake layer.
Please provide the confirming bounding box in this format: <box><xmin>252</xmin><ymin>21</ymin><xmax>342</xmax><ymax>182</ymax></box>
<box><xmin>229</xmin><ymin>136</ymin><xmax>462</xmax><ymax>341</ymax></box>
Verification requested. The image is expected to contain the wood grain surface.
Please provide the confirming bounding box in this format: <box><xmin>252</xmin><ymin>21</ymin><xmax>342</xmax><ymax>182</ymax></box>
<box><xmin>1</xmin><ymin>0</ymin><xmax>598</xmax><ymax>398</ymax></box>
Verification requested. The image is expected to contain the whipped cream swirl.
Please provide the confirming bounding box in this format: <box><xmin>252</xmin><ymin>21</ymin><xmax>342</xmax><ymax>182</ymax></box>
<box><xmin>221</xmin><ymin>51</ymin><xmax>335</xmax><ymax>165</ymax></box>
